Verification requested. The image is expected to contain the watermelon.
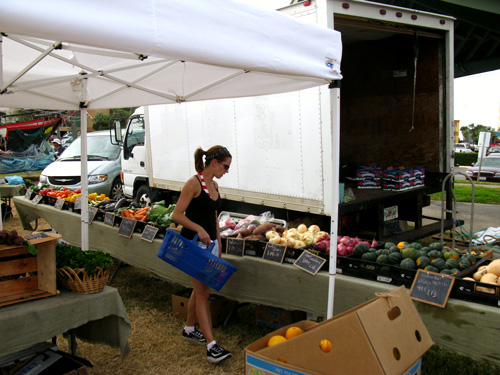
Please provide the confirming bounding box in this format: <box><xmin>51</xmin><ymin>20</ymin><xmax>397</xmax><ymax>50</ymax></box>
<box><xmin>388</xmin><ymin>252</ymin><xmax>402</xmax><ymax>265</ymax></box>
<box><xmin>402</xmin><ymin>247</ymin><xmax>419</xmax><ymax>261</ymax></box>
<box><xmin>362</xmin><ymin>252</ymin><xmax>377</xmax><ymax>262</ymax></box>
<box><xmin>376</xmin><ymin>254</ymin><xmax>389</xmax><ymax>264</ymax></box>
<box><xmin>416</xmin><ymin>256</ymin><xmax>431</xmax><ymax>269</ymax></box>
<box><xmin>400</xmin><ymin>258</ymin><xmax>417</xmax><ymax>270</ymax></box>
<box><xmin>424</xmin><ymin>265</ymin><xmax>439</xmax><ymax>273</ymax></box>
<box><xmin>431</xmin><ymin>258</ymin><xmax>446</xmax><ymax>271</ymax></box>
<box><xmin>354</xmin><ymin>243</ymin><xmax>370</xmax><ymax>257</ymax></box>
<box><xmin>384</xmin><ymin>242</ymin><xmax>396</xmax><ymax>250</ymax></box>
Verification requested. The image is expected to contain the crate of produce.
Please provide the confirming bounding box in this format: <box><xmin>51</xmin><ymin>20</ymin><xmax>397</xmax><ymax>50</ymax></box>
<box><xmin>451</xmin><ymin>258</ymin><xmax>500</xmax><ymax>307</ymax></box>
<box><xmin>219</xmin><ymin>211</ymin><xmax>287</xmax><ymax>238</ymax></box>
<box><xmin>157</xmin><ymin>230</ymin><xmax>237</xmax><ymax>291</ymax></box>
<box><xmin>0</xmin><ymin>232</ymin><xmax>61</xmax><ymax>307</ymax></box>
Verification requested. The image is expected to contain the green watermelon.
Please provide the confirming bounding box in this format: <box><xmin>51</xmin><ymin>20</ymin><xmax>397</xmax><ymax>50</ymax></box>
<box><xmin>431</xmin><ymin>258</ymin><xmax>446</xmax><ymax>271</ymax></box>
<box><xmin>388</xmin><ymin>252</ymin><xmax>402</xmax><ymax>265</ymax></box>
<box><xmin>410</xmin><ymin>242</ymin><xmax>423</xmax><ymax>250</ymax></box>
<box><xmin>376</xmin><ymin>254</ymin><xmax>389</xmax><ymax>264</ymax></box>
<box><xmin>401</xmin><ymin>247</ymin><xmax>419</xmax><ymax>261</ymax></box>
<box><xmin>428</xmin><ymin>242</ymin><xmax>443</xmax><ymax>251</ymax></box>
<box><xmin>384</xmin><ymin>242</ymin><xmax>396</xmax><ymax>250</ymax></box>
<box><xmin>424</xmin><ymin>265</ymin><xmax>439</xmax><ymax>273</ymax></box>
<box><xmin>361</xmin><ymin>252</ymin><xmax>377</xmax><ymax>262</ymax></box>
<box><xmin>445</xmin><ymin>259</ymin><xmax>459</xmax><ymax>270</ymax></box>
<box><xmin>354</xmin><ymin>243</ymin><xmax>370</xmax><ymax>257</ymax></box>
<box><xmin>416</xmin><ymin>256</ymin><xmax>431</xmax><ymax>269</ymax></box>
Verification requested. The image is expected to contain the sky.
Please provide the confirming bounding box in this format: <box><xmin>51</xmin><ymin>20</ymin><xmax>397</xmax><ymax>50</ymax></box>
<box><xmin>241</xmin><ymin>0</ymin><xmax>500</xmax><ymax>132</ymax></box>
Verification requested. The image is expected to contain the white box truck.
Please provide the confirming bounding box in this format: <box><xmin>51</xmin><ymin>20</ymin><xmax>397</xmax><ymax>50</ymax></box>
<box><xmin>114</xmin><ymin>0</ymin><xmax>455</xmax><ymax>237</ymax></box>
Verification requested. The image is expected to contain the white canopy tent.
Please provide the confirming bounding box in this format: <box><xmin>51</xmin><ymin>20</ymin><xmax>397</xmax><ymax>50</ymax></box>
<box><xmin>0</xmin><ymin>0</ymin><xmax>342</xmax><ymax>317</ymax></box>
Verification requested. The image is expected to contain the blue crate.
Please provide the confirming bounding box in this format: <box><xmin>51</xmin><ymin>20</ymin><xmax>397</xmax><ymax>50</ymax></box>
<box><xmin>157</xmin><ymin>230</ymin><xmax>237</xmax><ymax>291</ymax></box>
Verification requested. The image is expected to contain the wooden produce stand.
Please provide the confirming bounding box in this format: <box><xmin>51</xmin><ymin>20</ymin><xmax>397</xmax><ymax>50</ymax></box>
<box><xmin>0</xmin><ymin>233</ymin><xmax>61</xmax><ymax>307</ymax></box>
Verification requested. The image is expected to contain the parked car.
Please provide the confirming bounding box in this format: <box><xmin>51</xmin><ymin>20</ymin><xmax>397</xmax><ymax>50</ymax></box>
<box><xmin>39</xmin><ymin>131</ymin><xmax>124</xmax><ymax>199</ymax></box>
<box><xmin>487</xmin><ymin>146</ymin><xmax>500</xmax><ymax>155</ymax></box>
<box><xmin>466</xmin><ymin>154</ymin><xmax>500</xmax><ymax>182</ymax></box>
<box><xmin>454</xmin><ymin>143</ymin><xmax>472</xmax><ymax>153</ymax></box>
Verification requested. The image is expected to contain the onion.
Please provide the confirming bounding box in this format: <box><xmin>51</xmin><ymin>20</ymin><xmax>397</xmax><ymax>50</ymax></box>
<box><xmin>346</xmin><ymin>246</ymin><xmax>354</xmax><ymax>254</ymax></box>
<box><xmin>337</xmin><ymin>245</ymin><xmax>348</xmax><ymax>256</ymax></box>
<box><xmin>371</xmin><ymin>238</ymin><xmax>378</xmax><ymax>248</ymax></box>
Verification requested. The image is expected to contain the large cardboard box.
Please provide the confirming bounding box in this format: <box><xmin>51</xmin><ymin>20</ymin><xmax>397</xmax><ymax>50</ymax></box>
<box><xmin>245</xmin><ymin>286</ymin><xmax>433</xmax><ymax>375</ymax></box>
<box><xmin>171</xmin><ymin>288</ymin><xmax>237</xmax><ymax>327</ymax></box>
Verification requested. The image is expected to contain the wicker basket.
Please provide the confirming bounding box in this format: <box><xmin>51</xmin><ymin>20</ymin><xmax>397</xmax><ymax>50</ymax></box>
<box><xmin>56</xmin><ymin>266</ymin><xmax>109</xmax><ymax>294</ymax></box>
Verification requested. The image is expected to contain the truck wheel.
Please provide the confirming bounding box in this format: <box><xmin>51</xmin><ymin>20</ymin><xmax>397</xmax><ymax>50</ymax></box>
<box><xmin>110</xmin><ymin>178</ymin><xmax>124</xmax><ymax>200</ymax></box>
<box><xmin>135</xmin><ymin>185</ymin><xmax>152</xmax><ymax>206</ymax></box>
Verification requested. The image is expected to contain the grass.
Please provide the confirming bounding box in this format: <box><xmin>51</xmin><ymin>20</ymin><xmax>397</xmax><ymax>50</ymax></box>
<box><xmin>429</xmin><ymin>182</ymin><xmax>500</xmax><ymax>205</ymax></box>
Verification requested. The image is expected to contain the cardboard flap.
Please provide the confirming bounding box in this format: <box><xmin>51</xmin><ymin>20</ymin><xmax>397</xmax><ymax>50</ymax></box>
<box><xmin>356</xmin><ymin>286</ymin><xmax>434</xmax><ymax>375</ymax></box>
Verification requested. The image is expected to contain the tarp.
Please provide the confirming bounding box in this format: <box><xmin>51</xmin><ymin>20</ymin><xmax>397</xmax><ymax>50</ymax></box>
<box><xmin>0</xmin><ymin>0</ymin><xmax>342</xmax><ymax>110</ymax></box>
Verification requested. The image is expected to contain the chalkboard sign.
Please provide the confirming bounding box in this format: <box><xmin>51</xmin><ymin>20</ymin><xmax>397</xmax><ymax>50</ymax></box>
<box><xmin>141</xmin><ymin>225</ymin><xmax>159</xmax><ymax>242</ymax></box>
<box><xmin>25</xmin><ymin>189</ymin><xmax>33</xmax><ymax>199</ymax></box>
<box><xmin>226</xmin><ymin>237</ymin><xmax>244</xmax><ymax>256</ymax></box>
<box><xmin>263</xmin><ymin>243</ymin><xmax>286</xmax><ymax>263</ymax></box>
<box><xmin>54</xmin><ymin>198</ymin><xmax>65</xmax><ymax>210</ymax></box>
<box><xmin>118</xmin><ymin>217</ymin><xmax>137</xmax><ymax>238</ymax></box>
<box><xmin>293</xmin><ymin>250</ymin><xmax>326</xmax><ymax>275</ymax></box>
<box><xmin>410</xmin><ymin>269</ymin><xmax>455</xmax><ymax>308</ymax></box>
<box><xmin>104</xmin><ymin>212</ymin><xmax>115</xmax><ymax>226</ymax></box>
<box><xmin>31</xmin><ymin>194</ymin><xmax>43</xmax><ymax>205</ymax></box>
<box><xmin>88</xmin><ymin>206</ymin><xmax>98</xmax><ymax>224</ymax></box>
<box><xmin>74</xmin><ymin>196</ymin><xmax>82</xmax><ymax>210</ymax></box>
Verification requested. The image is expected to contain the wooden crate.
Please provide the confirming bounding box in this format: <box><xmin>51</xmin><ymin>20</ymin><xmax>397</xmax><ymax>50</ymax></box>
<box><xmin>0</xmin><ymin>233</ymin><xmax>61</xmax><ymax>307</ymax></box>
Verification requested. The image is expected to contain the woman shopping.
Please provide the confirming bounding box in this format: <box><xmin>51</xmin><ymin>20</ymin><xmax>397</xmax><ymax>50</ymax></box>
<box><xmin>172</xmin><ymin>145</ymin><xmax>232</xmax><ymax>364</ymax></box>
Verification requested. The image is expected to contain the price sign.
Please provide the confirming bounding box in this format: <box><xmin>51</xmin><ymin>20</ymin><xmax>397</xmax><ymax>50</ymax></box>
<box><xmin>141</xmin><ymin>225</ymin><xmax>159</xmax><ymax>242</ymax></box>
<box><xmin>31</xmin><ymin>194</ymin><xmax>43</xmax><ymax>205</ymax></box>
<box><xmin>74</xmin><ymin>196</ymin><xmax>82</xmax><ymax>210</ymax></box>
<box><xmin>293</xmin><ymin>250</ymin><xmax>326</xmax><ymax>275</ymax></box>
<box><xmin>118</xmin><ymin>217</ymin><xmax>137</xmax><ymax>238</ymax></box>
<box><xmin>54</xmin><ymin>198</ymin><xmax>65</xmax><ymax>210</ymax></box>
<box><xmin>226</xmin><ymin>237</ymin><xmax>244</xmax><ymax>256</ymax></box>
<box><xmin>263</xmin><ymin>243</ymin><xmax>286</xmax><ymax>263</ymax></box>
<box><xmin>410</xmin><ymin>269</ymin><xmax>455</xmax><ymax>308</ymax></box>
<box><xmin>25</xmin><ymin>189</ymin><xmax>33</xmax><ymax>199</ymax></box>
<box><xmin>104</xmin><ymin>212</ymin><xmax>115</xmax><ymax>226</ymax></box>
<box><xmin>88</xmin><ymin>206</ymin><xmax>98</xmax><ymax>224</ymax></box>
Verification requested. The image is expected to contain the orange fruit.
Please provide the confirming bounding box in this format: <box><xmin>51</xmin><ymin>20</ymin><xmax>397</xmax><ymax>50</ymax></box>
<box><xmin>320</xmin><ymin>339</ymin><xmax>332</xmax><ymax>353</ymax></box>
<box><xmin>277</xmin><ymin>356</ymin><xmax>288</xmax><ymax>363</ymax></box>
<box><xmin>267</xmin><ymin>335</ymin><xmax>287</xmax><ymax>347</ymax></box>
<box><xmin>285</xmin><ymin>326</ymin><xmax>304</xmax><ymax>340</ymax></box>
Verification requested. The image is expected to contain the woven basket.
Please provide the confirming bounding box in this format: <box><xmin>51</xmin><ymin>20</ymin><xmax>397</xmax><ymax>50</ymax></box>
<box><xmin>56</xmin><ymin>266</ymin><xmax>109</xmax><ymax>294</ymax></box>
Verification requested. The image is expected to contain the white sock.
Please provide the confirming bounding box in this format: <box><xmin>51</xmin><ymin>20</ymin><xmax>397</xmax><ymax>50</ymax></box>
<box><xmin>207</xmin><ymin>340</ymin><xmax>216</xmax><ymax>350</ymax></box>
<box><xmin>184</xmin><ymin>326</ymin><xmax>195</xmax><ymax>334</ymax></box>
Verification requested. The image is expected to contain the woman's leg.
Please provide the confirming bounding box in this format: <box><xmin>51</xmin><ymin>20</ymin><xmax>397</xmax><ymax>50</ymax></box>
<box><xmin>186</xmin><ymin>288</ymin><xmax>198</xmax><ymax>327</ymax></box>
<box><xmin>191</xmin><ymin>277</ymin><xmax>214</xmax><ymax>343</ymax></box>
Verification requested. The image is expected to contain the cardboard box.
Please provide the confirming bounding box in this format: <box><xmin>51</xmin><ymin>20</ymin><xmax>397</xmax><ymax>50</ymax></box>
<box><xmin>256</xmin><ymin>305</ymin><xmax>307</xmax><ymax>329</ymax></box>
<box><xmin>0</xmin><ymin>233</ymin><xmax>61</xmax><ymax>307</ymax></box>
<box><xmin>245</xmin><ymin>286</ymin><xmax>433</xmax><ymax>375</ymax></box>
<box><xmin>171</xmin><ymin>288</ymin><xmax>237</xmax><ymax>327</ymax></box>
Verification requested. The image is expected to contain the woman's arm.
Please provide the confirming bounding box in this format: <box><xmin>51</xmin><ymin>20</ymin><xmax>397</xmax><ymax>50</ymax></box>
<box><xmin>172</xmin><ymin>177</ymin><xmax>211</xmax><ymax>245</ymax></box>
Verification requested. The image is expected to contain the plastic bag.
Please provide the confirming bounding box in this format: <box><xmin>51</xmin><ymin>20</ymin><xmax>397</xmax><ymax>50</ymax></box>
<box><xmin>5</xmin><ymin>175</ymin><xmax>24</xmax><ymax>185</ymax></box>
<box><xmin>343</xmin><ymin>188</ymin><xmax>356</xmax><ymax>203</ymax></box>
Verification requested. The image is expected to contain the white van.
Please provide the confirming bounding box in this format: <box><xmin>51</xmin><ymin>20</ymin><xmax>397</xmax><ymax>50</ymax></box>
<box><xmin>39</xmin><ymin>131</ymin><xmax>124</xmax><ymax>199</ymax></box>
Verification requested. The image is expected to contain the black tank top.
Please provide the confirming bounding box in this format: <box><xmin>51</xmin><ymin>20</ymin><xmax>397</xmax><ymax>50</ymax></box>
<box><xmin>180</xmin><ymin>176</ymin><xmax>222</xmax><ymax>241</ymax></box>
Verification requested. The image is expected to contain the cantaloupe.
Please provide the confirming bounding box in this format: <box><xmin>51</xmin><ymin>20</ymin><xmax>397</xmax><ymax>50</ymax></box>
<box><xmin>486</xmin><ymin>259</ymin><xmax>500</xmax><ymax>276</ymax></box>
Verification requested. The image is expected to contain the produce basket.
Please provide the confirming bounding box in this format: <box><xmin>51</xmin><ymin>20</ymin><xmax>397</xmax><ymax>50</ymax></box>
<box><xmin>56</xmin><ymin>266</ymin><xmax>109</xmax><ymax>294</ymax></box>
<box><xmin>157</xmin><ymin>229</ymin><xmax>237</xmax><ymax>291</ymax></box>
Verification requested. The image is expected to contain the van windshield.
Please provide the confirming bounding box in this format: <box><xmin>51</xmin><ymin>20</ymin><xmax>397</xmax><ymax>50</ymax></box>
<box><xmin>61</xmin><ymin>135</ymin><xmax>121</xmax><ymax>160</ymax></box>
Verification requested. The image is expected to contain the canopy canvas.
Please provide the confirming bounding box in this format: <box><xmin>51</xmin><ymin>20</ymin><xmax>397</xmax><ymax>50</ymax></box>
<box><xmin>0</xmin><ymin>0</ymin><xmax>342</xmax><ymax>317</ymax></box>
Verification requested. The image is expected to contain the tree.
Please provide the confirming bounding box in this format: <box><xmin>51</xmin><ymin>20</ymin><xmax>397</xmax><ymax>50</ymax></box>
<box><xmin>460</xmin><ymin>123</ymin><xmax>496</xmax><ymax>145</ymax></box>
<box><xmin>92</xmin><ymin>107</ymin><xmax>136</xmax><ymax>130</ymax></box>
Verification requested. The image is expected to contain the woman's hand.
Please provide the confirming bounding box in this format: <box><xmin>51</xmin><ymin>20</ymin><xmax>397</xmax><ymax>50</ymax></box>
<box><xmin>197</xmin><ymin>228</ymin><xmax>211</xmax><ymax>246</ymax></box>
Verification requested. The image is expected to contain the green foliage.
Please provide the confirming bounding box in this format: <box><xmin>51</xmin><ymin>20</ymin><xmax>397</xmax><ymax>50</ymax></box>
<box><xmin>460</xmin><ymin>123</ymin><xmax>497</xmax><ymax>145</ymax></box>
<box><xmin>56</xmin><ymin>243</ymin><xmax>113</xmax><ymax>276</ymax></box>
<box><xmin>92</xmin><ymin>107</ymin><xmax>136</xmax><ymax>130</ymax></box>
<box><xmin>454</xmin><ymin>152</ymin><xmax>477</xmax><ymax>166</ymax></box>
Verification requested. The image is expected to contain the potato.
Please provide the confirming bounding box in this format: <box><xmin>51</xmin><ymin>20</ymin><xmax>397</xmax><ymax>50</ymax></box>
<box><xmin>239</xmin><ymin>228</ymin><xmax>253</xmax><ymax>237</ymax></box>
<box><xmin>253</xmin><ymin>223</ymin><xmax>275</xmax><ymax>236</ymax></box>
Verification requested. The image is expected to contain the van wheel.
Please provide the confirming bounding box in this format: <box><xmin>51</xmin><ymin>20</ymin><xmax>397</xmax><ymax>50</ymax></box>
<box><xmin>135</xmin><ymin>185</ymin><xmax>152</xmax><ymax>206</ymax></box>
<box><xmin>110</xmin><ymin>178</ymin><xmax>124</xmax><ymax>200</ymax></box>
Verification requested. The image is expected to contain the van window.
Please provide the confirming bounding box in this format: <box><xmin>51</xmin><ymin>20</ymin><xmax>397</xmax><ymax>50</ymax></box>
<box><xmin>61</xmin><ymin>135</ymin><xmax>121</xmax><ymax>159</ymax></box>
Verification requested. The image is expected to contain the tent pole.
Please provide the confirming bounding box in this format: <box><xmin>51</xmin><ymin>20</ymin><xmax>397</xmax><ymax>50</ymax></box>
<box><xmin>327</xmin><ymin>83</ymin><xmax>341</xmax><ymax>319</ymax></box>
<box><xmin>0</xmin><ymin>34</ymin><xmax>3</xmax><ymax>88</ymax></box>
<box><xmin>79</xmin><ymin>76</ymin><xmax>89</xmax><ymax>251</ymax></box>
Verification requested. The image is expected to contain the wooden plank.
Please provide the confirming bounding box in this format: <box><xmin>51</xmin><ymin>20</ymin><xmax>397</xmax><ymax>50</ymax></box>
<box><xmin>0</xmin><ymin>246</ymin><xmax>28</xmax><ymax>258</ymax></box>
<box><xmin>36</xmin><ymin>241</ymin><xmax>57</xmax><ymax>294</ymax></box>
<box><xmin>0</xmin><ymin>290</ymin><xmax>55</xmax><ymax>308</ymax></box>
<box><xmin>0</xmin><ymin>257</ymin><xmax>37</xmax><ymax>277</ymax></box>
<box><xmin>0</xmin><ymin>276</ymin><xmax>38</xmax><ymax>298</ymax></box>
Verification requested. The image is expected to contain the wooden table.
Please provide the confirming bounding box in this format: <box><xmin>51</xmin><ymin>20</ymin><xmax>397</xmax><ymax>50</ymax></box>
<box><xmin>13</xmin><ymin>196</ymin><xmax>500</xmax><ymax>367</ymax></box>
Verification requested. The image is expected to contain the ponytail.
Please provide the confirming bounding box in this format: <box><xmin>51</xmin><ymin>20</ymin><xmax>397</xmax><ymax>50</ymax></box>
<box><xmin>194</xmin><ymin>147</ymin><xmax>206</xmax><ymax>173</ymax></box>
<box><xmin>194</xmin><ymin>145</ymin><xmax>231</xmax><ymax>173</ymax></box>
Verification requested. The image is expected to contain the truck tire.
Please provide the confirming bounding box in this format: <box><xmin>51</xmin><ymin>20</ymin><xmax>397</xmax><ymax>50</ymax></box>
<box><xmin>135</xmin><ymin>185</ymin><xmax>153</xmax><ymax>206</ymax></box>
<box><xmin>110</xmin><ymin>178</ymin><xmax>124</xmax><ymax>200</ymax></box>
